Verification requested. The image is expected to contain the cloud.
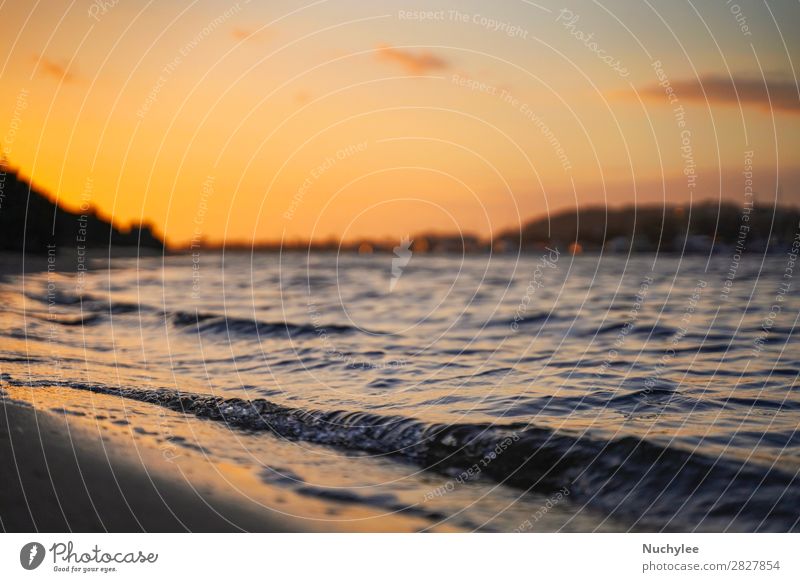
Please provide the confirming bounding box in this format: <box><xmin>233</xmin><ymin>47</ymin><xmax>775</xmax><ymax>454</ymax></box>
<box><xmin>375</xmin><ymin>44</ymin><xmax>449</xmax><ymax>74</ymax></box>
<box><xmin>231</xmin><ymin>27</ymin><xmax>252</xmax><ymax>40</ymax></box>
<box><xmin>293</xmin><ymin>90</ymin><xmax>311</xmax><ymax>105</ymax></box>
<box><xmin>231</xmin><ymin>27</ymin><xmax>274</xmax><ymax>43</ymax></box>
<box><xmin>642</xmin><ymin>75</ymin><xmax>800</xmax><ymax>113</ymax></box>
<box><xmin>35</xmin><ymin>55</ymin><xmax>77</xmax><ymax>83</ymax></box>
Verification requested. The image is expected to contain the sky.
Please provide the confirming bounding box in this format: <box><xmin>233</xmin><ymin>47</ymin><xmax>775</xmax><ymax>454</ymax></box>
<box><xmin>1</xmin><ymin>0</ymin><xmax>798</xmax><ymax>246</ymax></box>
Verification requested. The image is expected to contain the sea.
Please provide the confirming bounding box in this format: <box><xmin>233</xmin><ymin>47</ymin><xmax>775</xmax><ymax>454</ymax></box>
<box><xmin>1</xmin><ymin>250</ymin><xmax>798</xmax><ymax>531</ymax></box>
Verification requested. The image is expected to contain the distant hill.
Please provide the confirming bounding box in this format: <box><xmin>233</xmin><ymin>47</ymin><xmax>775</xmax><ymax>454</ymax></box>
<box><xmin>189</xmin><ymin>200</ymin><xmax>800</xmax><ymax>256</ymax></box>
<box><xmin>496</xmin><ymin>201</ymin><xmax>800</xmax><ymax>254</ymax></box>
<box><xmin>0</xmin><ymin>166</ymin><xmax>163</xmax><ymax>254</ymax></box>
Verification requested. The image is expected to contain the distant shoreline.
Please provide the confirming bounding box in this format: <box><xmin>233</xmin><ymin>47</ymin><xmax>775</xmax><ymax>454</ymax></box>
<box><xmin>172</xmin><ymin>202</ymin><xmax>800</xmax><ymax>256</ymax></box>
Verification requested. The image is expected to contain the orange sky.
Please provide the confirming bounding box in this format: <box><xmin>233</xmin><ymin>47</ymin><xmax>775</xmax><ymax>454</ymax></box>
<box><xmin>1</xmin><ymin>0</ymin><xmax>798</xmax><ymax>247</ymax></box>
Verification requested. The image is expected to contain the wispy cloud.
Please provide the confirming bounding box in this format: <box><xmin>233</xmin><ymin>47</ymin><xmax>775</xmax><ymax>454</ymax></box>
<box><xmin>231</xmin><ymin>27</ymin><xmax>254</xmax><ymax>40</ymax></box>
<box><xmin>231</xmin><ymin>26</ymin><xmax>274</xmax><ymax>43</ymax></box>
<box><xmin>35</xmin><ymin>55</ymin><xmax>77</xmax><ymax>83</ymax></box>
<box><xmin>375</xmin><ymin>44</ymin><xmax>449</xmax><ymax>74</ymax></box>
<box><xmin>642</xmin><ymin>75</ymin><xmax>800</xmax><ymax>113</ymax></box>
<box><xmin>293</xmin><ymin>90</ymin><xmax>311</xmax><ymax>105</ymax></box>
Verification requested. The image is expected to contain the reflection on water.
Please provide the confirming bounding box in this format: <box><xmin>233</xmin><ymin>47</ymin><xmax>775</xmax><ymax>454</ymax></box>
<box><xmin>1</xmin><ymin>252</ymin><xmax>798</xmax><ymax>531</ymax></box>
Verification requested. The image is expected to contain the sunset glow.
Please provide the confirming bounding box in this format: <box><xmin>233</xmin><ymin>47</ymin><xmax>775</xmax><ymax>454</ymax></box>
<box><xmin>1</xmin><ymin>0</ymin><xmax>798</xmax><ymax>248</ymax></box>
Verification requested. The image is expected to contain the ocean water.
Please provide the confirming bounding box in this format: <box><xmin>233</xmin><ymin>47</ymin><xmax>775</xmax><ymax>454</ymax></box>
<box><xmin>1</xmin><ymin>251</ymin><xmax>798</xmax><ymax>531</ymax></box>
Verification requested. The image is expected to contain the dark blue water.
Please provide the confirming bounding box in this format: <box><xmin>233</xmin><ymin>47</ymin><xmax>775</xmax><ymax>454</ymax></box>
<box><xmin>1</xmin><ymin>252</ymin><xmax>798</xmax><ymax>531</ymax></box>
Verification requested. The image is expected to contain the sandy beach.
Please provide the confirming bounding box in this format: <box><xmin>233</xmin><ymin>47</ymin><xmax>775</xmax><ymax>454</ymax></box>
<box><xmin>0</xmin><ymin>393</ymin><xmax>310</xmax><ymax>532</ymax></box>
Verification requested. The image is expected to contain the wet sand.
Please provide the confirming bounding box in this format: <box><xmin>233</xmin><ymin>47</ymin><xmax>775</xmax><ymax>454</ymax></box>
<box><xmin>0</xmin><ymin>398</ymin><xmax>306</xmax><ymax>532</ymax></box>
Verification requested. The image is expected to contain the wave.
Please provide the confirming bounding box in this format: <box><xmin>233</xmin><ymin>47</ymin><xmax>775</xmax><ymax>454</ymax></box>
<box><xmin>596</xmin><ymin>322</ymin><xmax>677</xmax><ymax>338</ymax></box>
<box><xmin>259</xmin><ymin>467</ymin><xmax>457</xmax><ymax>525</ymax></box>
<box><xmin>26</xmin><ymin>312</ymin><xmax>106</xmax><ymax>327</ymax></box>
<box><xmin>24</xmin><ymin>290</ymin><xmax>144</xmax><ymax>314</ymax></box>
<box><xmin>3</xmin><ymin>375</ymin><xmax>798</xmax><ymax>531</ymax></box>
<box><xmin>168</xmin><ymin>310</ymin><xmax>361</xmax><ymax>338</ymax></box>
<box><xmin>488</xmin><ymin>312</ymin><xmax>555</xmax><ymax>327</ymax></box>
<box><xmin>18</xmin><ymin>291</ymin><xmax>365</xmax><ymax>339</ymax></box>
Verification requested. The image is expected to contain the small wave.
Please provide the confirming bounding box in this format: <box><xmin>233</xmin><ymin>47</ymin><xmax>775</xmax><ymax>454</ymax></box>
<box><xmin>421</xmin><ymin>367</ymin><xmax>519</xmax><ymax>387</ymax></box>
<box><xmin>23</xmin><ymin>289</ymin><xmax>152</xmax><ymax>317</ymax></box>
<box><xmin>595</xmin><ymin>322</ymin><xmax>677</xmax><ymax>338</ymax></box>
<box><xmin>25</xmin><ymin>289</ymin><xmax>84</xmax><ymax>306</ymax></box>
<box><xmin>611</xmin><ymin>378</ymin><xmax>680</xmax><ymax>402</ymax></box>
<box><xmin>27</xmin><ymin>312</ymin><xmax>106</xmax><ymax>327</ymax></box>
<box><xmin>488</xmin><ymin>312</ymin><xmax>555</xmax><ymax>327</ymax></box>
<box><xmin>721</xmin><ymin>396</ymin><xmax>800</xmax><ymax>411</ymax></box>
<box><xmin>168</xmin><ymin>310</ymin><xmax>362</xmax><ymax>338</ymax></box>
<box><xmin>259</xmin><ymin>468</ymin><xmax>456</xmax><ymax>525</ymax></box>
